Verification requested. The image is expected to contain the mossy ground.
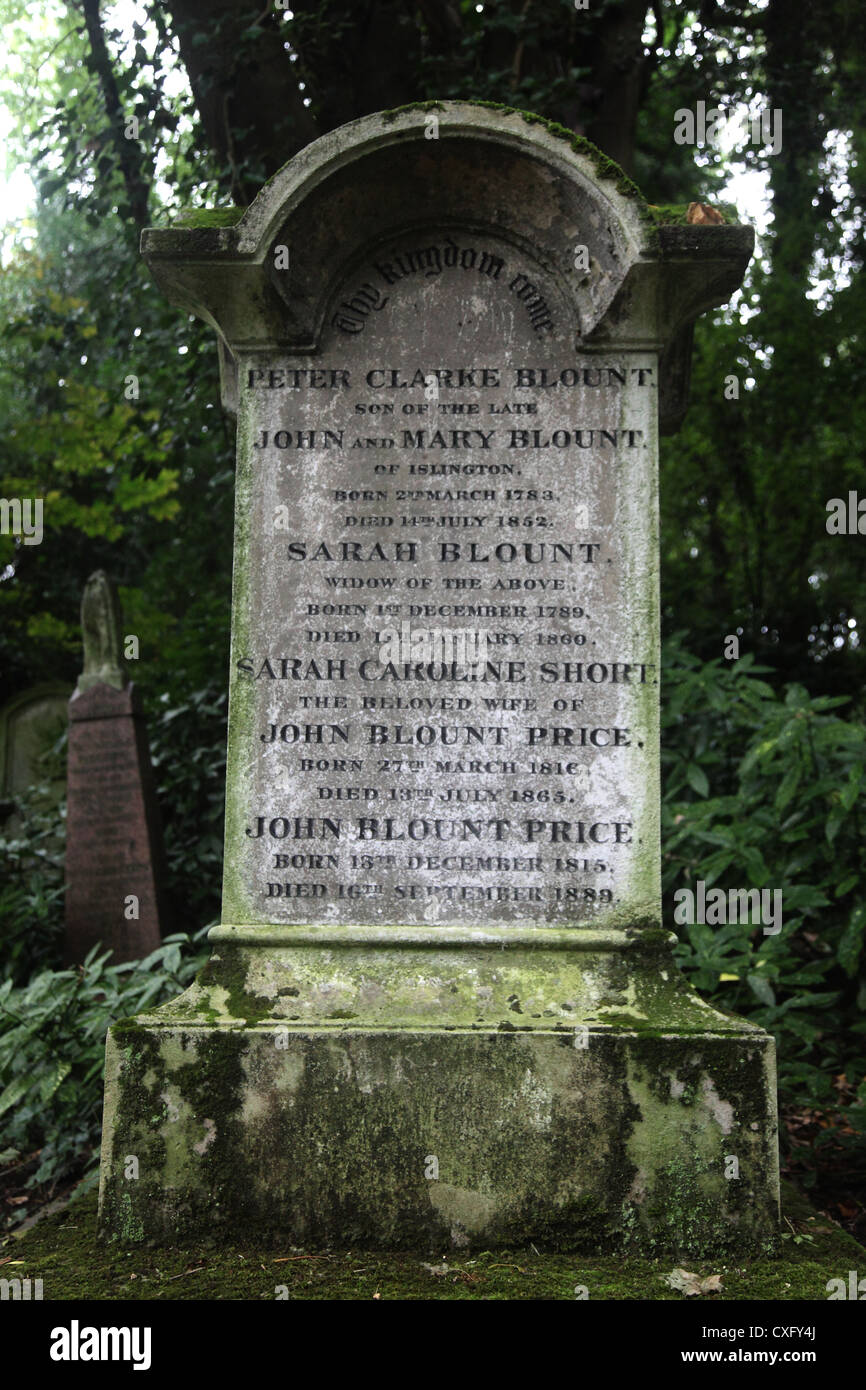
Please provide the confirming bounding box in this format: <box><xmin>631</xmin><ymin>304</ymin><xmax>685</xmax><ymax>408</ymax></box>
<box><xmin>5</xmin><ymin>1183</ymin><xmax>861</xmax><ymax>1300</ymax></box>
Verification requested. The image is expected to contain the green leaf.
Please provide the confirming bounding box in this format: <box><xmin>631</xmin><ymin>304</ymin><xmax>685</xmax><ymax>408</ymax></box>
<box><xmin>781</xmin><ymin>885</ymin><xmax>830</xmax><ymax>910</ymax></box>
<box><xmin>740</xmin><ymin>736</ymin><xmax>779</xmax><ymax>776</ymax></box>
<box><xmin>686</xmin><ymin>764</ymin><xmax>710</xmax><ymax>797</ymax></box>
<box><xmin>835</xmin><ymin>874</ymin><xmax>860</xmax><ymax>898</ymax></box>
<box><xmin>38</xmin><ymin>1060</ymin><xmax>72</xmax><ymax>1103</ymax></box>
<box><xmin>838</xmin><ymin>904</ymin><xmax>866</xmax><ymax>978</ymax></box>
<box><xmin>0</xmin><ymin>1074</ymin><xmax>31</xmax><ymax>1118</ymax></box>
<box><xmin>747</xmin><ymin>973</ymin><xmax>776</xmax><ymax>1007</ymax></box>
<box><xmin>775</xmin><ymin>765</ymin><xmax>801</xmax><ymax>813</ymax></box>
<box><xmin>840</xmin><ymin>768</ymin><xmax>863</xmax><ymax>811</ymax></box>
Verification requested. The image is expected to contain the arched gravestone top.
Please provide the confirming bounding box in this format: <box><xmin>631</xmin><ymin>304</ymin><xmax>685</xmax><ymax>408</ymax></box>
<box><xmin>142</xmin><ymin>102</ymin><xmax>753</xmax><ymax>430</ymax></box>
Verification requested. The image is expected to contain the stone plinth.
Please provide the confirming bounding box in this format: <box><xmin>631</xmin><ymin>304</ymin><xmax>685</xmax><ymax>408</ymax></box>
<box><xmin>100</xmin><ymin>927</ymin><xmax>778</xmax><ymax>1251</ymax></box>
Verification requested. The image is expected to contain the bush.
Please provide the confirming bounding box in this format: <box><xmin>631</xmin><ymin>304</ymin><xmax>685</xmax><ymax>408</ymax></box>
<box><xmin>146</xmin><ymin>683</ymin><xmax>228</xmax><ymax>932</ymax></box>
<box><xmin>661</xmin><ymin>635</ymin><xmax>866</xmax><ymax>1179</ymax></box>
<box><xmin>0</xmin><ymin>737</ymin><xmax>67</xmax><ymax>985</ymax></box>
<box><xmin>0</xmin><ymin>929</ymin><xmax>210</xmax><ymax>1228</ymax></box>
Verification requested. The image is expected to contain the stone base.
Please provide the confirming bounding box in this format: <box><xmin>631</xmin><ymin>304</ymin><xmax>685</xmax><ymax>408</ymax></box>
<box><xmin>98</xmin><ymin>928</ymin><xmax>780</xmax><ymax>1253</ymax></box>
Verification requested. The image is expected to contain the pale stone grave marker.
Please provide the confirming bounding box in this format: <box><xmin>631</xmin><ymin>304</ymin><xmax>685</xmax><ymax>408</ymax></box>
<box><xmin>99</xmin><ymin>105</ymin><xmax>779</xmax><ymax>1251</ymax></box>
<box><xmin>0</xmin><ymin>683</ymin><xmax>68</xmax><ymax>830</ymax></box>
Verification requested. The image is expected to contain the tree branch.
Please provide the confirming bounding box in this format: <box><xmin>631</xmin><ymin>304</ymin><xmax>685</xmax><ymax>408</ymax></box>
<box><xmin>80</xmin><ymin>0</ymin><xmax>150</xmax><ymax>228</ymax></box>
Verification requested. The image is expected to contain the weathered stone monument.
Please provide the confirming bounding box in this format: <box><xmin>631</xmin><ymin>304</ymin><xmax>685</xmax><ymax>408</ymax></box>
<box><xmin>65</xmin><ymin>571</ymin><xmax>167</xmax><ymax>965</ymax></box>
<box><xmin>99</xmin><ymin>104</ymin><xmax>779</xmax><ymax>1250</ymax></box>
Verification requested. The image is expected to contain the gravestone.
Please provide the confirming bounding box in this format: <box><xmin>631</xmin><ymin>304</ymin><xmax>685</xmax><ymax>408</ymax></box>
<box><xmin>0</xmin><ymin>683</ymin><xmax>68</xmax><ymax>828</ymax></box>
<box><xmin>65</xmin><ymin>571</ymin><xmax>167</xmax><ymax>965</ymax></box>
<box><xmin>99</xmin><ymin>104</ymin><xmax>779</xmax><ymax>1251</ymax></box>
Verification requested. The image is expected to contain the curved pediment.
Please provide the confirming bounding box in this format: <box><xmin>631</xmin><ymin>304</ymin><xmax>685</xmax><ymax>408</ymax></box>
<box><xmin>142</xmin><ymin>103</ymin><xmax>652</xmax><ymax>350</ymax></box>
<box><xmin>141</xmin><ymin>102</ymin><xmax>753</xmax><ymax>429</ymax></box>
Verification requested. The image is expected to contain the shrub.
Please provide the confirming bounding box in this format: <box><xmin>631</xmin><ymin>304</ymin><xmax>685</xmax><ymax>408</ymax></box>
<box><xmin>661</xmin><ymin>635</ymin><xmax>866</xmax><ymax>1179</ymax></box>
<box><xmin>0</xmin><ymin>928</ymin><xmax>210</xmax><ymax>1227</ymax></box>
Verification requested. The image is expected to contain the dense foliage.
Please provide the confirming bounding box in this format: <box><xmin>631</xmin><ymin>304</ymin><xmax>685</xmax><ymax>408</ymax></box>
<box><xmin>661</xmin><ymin>640</ymin><xmax>866</xmax><ymax>1196</ymax></box>
<box><xmin>0</xmin><ymin>930</ymin><xmax>210</xmax><ymax>1224</ymax></box>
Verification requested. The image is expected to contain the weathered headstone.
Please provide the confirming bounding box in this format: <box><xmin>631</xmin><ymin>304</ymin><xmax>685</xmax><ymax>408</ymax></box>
<box><xmin>99</xmin><ymin>105</ymin><xmax>779</xmax><ymax>1251</ymax></box>
<box><xmin>0</xmin><ymin>683</ymin><xmax>68</xmax><ymax>828</ymax></box>
<box><xmin>65</xmin><ymin>571</ymin><xmax>167</xmax><ymax>965</ymax></box>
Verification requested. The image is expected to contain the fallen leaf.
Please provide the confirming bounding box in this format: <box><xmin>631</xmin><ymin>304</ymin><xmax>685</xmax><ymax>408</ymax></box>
<box><xmin>664</xmin><ymin>1268</ymin><xmax>724</xmax><ymax>1296</ymax></box>
<box><xmin>686</xmin><ymin>202</ymin><xmax>725</xmax><ymax>225</ymax></box>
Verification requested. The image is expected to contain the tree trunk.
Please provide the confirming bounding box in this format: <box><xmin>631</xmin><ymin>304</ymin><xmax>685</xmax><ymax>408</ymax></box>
<box><xmin>81</xmin><ymin>0</ymin><xmax>151</xmax><ymax>227</ymax></box>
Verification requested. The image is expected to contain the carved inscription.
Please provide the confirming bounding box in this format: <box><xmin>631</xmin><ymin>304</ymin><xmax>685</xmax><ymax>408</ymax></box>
<box><xmin>223</xmin><ymin>239</ymin><xmax>660</xmax><ymax>925</ymax></box>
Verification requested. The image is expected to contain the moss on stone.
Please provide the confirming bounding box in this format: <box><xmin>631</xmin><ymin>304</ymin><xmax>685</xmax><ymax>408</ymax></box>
<box><xmin>380</xmin><ymin>100</ymin><xmax>646</xmax><ymax>207</ymax></box>
<box><xmin>380</xmin><ymin>100</ymin><xmax>448</xmax><ymax>119</ymax></box>
<box><xmin>10</xmin><ymin>1183</ymin><xmax>861</xmax><ymax>1300</ymax></box>
<box><xmin>172</xmin><ymin>208</ymin><xmax>246</xmax><ymax>228</ymax></box>
<box><xmin>646</xmin><ymin>201</ymin><xmax>741</xmax><ymax>226</ymax></box>
<box><xmin>97</xmin><ymin>1020</ymin><xmax>778</xmax><ymax>1252</ymax></box>
<box><xmin>196</xmin><ymin>949</ymin><xmax>273</xmax><ymax>1024</ymax></box>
